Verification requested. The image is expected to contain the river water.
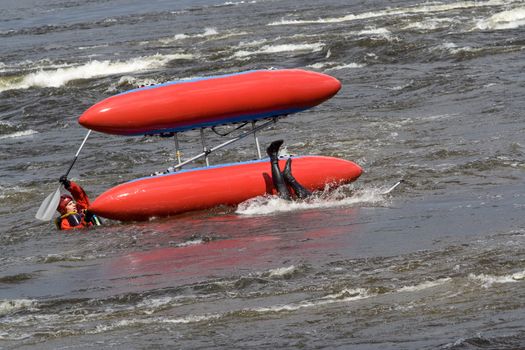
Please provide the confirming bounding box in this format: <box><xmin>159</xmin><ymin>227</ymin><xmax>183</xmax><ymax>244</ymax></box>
<box><xmin>1</xmin><ymin>0</ymin><xmax>525</xmax><ymax>349</ymax></box>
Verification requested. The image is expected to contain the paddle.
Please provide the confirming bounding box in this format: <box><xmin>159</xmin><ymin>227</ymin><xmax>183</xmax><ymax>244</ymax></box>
<box><xmin>35</xmin><ymin>130</ymin><xmax>92</xmax><ymax>221</ymax></box>
<box><xmin>381</xmin><ymin>179</ymin><xmax>404</xmax><ymax>195</ymax></box>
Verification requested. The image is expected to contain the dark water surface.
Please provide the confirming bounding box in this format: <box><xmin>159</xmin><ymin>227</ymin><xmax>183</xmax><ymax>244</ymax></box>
<box><xmin>1</xmin><ymin>0</ymin><xmax>525</xmax><ymax>348</ymax></box>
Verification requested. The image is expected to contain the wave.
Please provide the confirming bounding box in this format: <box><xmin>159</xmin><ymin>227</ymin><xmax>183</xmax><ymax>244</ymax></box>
<box><xmin>268</xmin><ymin>0</ymin><xmax>509</xmax><ymax>26</ymax></box>
<box><xmin>398</xmin><ymin>278</ymin><xmax>452</xmax><ymax>292</ymax></box>
<box><xmin>307</xmin><ymin>61</ymin><xmax>365</xmax><ymax>71</ymax></box>
<box><xmin>430</xmin><ymin>41</ymin><xmax>519</xmax><ymax>61</ymax></box>
<box><xmin>135</xmin><ymin>296</ymin><xmax>181</xmax><ymax>311</ymax></box>
<box><xmin>0</xmin><ymin>120</ymin><xmax>38</xmax><ymax>142</ymax></box>
<box><xmin>476</xmin><ymin>7</ymin><xmax>525</xmax><ymax>30</ymax></box>
<box><xmin>0</xmin><ymin>185</ymin><xmax>32</xmax><ymax>200</ymax></box>
<box><xmin>253</xmin><ymin>288</ymin><xmax>373</xmax><ymax>313</ymax></box>
<box><xmin>236</xmin><ymin>184</ymin><xmax>392</xmax><ymax>216</ymax></box>
<box><xmin>154</xmin><ymin>28</ymin><xmax>248</xmax><ymax>47</ymax></box>
<box><xmin>434</xmin><ymin>42</ymin><xmax>476</xmax><ymax>56</ymax></box>
<box><xmin>468</xmin><ymin>269</ymin><xmax>525</xmax><ymax>288</ymax></box>
<box><xmin>358</xmin><ymin>27</ymin><xmax>394</xmax><ymax>40</ymax></box>
<box><xmin>327</xmin><ymin>63</ymin><xmax>366</xmax><ymax>71</ymax></box>
<box><xmin>87</xmin><ymin>314</ymin><xmax>221</xmax><ymax>335</ymax></box>
<box><xmin>37</xmin><ymin>254</ymin><xmax>85</xmax><ymax>264</ymax></box>
<box><xmin>0</xmin><ymin>299</ymin><xmax>37</xmax><ymax>316</ymax></box>
<box><xmin>83</xmin><ymin>277</ymin><xmax>451</xmax><ymax>328</ymax></box>
<box><xmin>265</xmin><ymin>265</ymin><xmax>299</xmax><ymax>278</ymax></box>
<box><xmin>215</xmin><ymin>0</ymin><xmax>258</xmax><ymax>8</ymax></box>
<box><xmin>174</xmin><ymin>238</ymin><xmax>207</xmax><ymax>248</ymax></box>
<box><xmin>3</xmin><ymin>269</ymin><xmax>518</xmax><ymax>341</ymax></box>
<box><xmin>0</xmin><ymin>130</ymin><xmax>38</xmax><ymax>140</ymax></box>
<box><xmin>105</xmin><ymin>75</ymin><xmax>164</xmax><ymax>92</ymax></box>
<box><xmin>78</xmin><ymin>44</ymin><xmax>109</xmax><ymax>51</ymax></box>
<box><xmin>0</xmin><ymin>313</ymin><xmax>221</xmax><ymax>339</ymax></box>
<box><xmin>0</xmin><ymin>59</ymin><xmax>74</xmax><ymax>75</ymax></box>
<box><xmin>158</xmin><ymin>27</ymin><xmax>219</xmax><ymax>44</ymax></box>
<box><xmin>402</xmin><ymin>18</ymin><xmax>456</xmax><ymax>31</ymax></box>
<box><xmin>0</xmin><ymin>53</ymin><xmax>192</xmax><ymax>92</ymax></box>
<box><xmin>232</xmin><ymin>43</ymin><xmax>324</xmax><ymax>59</ymax></box>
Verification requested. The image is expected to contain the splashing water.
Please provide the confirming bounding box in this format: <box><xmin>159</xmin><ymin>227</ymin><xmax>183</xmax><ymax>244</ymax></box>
<box><xmin>0</xmin><ymin>53</ymin><xmax>192</xmax><ymax>92</ymax></box>
<box><xmin>236</xmin><ymin>184</ymin><xmax>394</xmax><ymax>216</ymax></box>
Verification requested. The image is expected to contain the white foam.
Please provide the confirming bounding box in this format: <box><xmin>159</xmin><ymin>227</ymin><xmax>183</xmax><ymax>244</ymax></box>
<box><xmin>160</xmin><ymin>314</ymin><xmax>220</xmax><ymax>324</ymax></box>
<box><xmin>398</xmin><ymin>278</ymin><xmax>452</xmax><ymax>292</ymax></box>
<box><xmin>0</xmin><ymin>331</ymin><xmax>32</xmax><ymax>341</ymax></box>
<box><xmin>268</xmin><ymin>0</ymin><xmax>508</xmax><ymax>26</ymax></box>
<box><xmin>358</xmin><ymin>27</ymin><xmax>393</xmax><ymax>40</ymax></box>
<box><xmin>307</xmin><ymin>61</ymin><xmax>364</xmax><ymax>70</ymax></box>
<box><xmin>476</xmin><ymin>7</ymin><xmax>525</xmax><ymax>30</ymax></box>
<box><xmin>0</xmin><ymin>299</ymin><xmax>37</xmax><ymax>316</ymax></box>
<box><xmin>0</xmin><ymin>59</ymin><xmax>74</xmax><ymax>75</ymax></box>
<box><xmin>237</xmin><ymin>38</ymin><xmax>268</xmax><ymax>48</ymax></box>
<box><xmin>158</xmin><ymin>27</ymin><xmax>219</xmax><ymax>44</ymax></box>
<box><xmin>307</xmin><ymin>62</ymin><xmax>333</xmax><ymax>69</ymax></box>
<box><xmin>135</xmin><ymin>297</ymin><xmax>181</xmax><ymax>315</ymax></box>
<box><xmin>322</xmin><ymin>288</ymin><xmax>370</xmax><ymax>300</ymax></box>
<box><xmin>220</xmin><ymin>0</ymin><xmax>257</xmax><ymax>6</ymax></box>
<box><xmin>254</xmin><ymin>288</ymin><xmax>372</xmax><ymax>313</ymax></box>
<box><xmin>89</xmin><ymin>314</ymin><xmax>220</xmax><ymax>334</ymax></box>
<box><xmin>403</xmin><ymin>17</ymin><xmax>454</xmax><ymax>31</ymax></box>
<box><xmin>175</xmin><ymin>238</ymin><xmax>205</xmax><ymax>247</ymax></box>
<box><xmin>512</xmin><ymin>271</ymin><xmax>525</xmax><ymax>280</ymax></box>
<box><xmin>253</xmin><ymin>301</ymin><xmax>317</xmax><ymax>313</ymax></box>
<box><xmin>267</xmin><ymin>265</ymin><xmax>298</xmax><ymax>278</ymax></box>
<box><xmin>439</xmin><ymin>42</ymin><xmax>459</xmax><ymax>50</ymax></box>
<box><xmin>0</xmin><ymin>185</ymin><xmax>33</xmax><ymax>200</ymax></box>
<box><xmin>0</xmin><ymin>53</ymin><xmax>192</xmax><ymax>92</ymax></box>
<box><xmin>0</xmin><ymin>130</ymin><xmax>38</xmax><ymax>140</ymax></box>
<box><xmin>106</xmin><ymin>75</ymin><xmax>163</xmax><ymax>92</ymax></box>
<box><xmin>236</xmin><ymin>185</ymin><xmax>390</xmax><ymax>216</ymax></box>
<box><xmin>1</xmin><ymin>313</ymin><xmax>60</xmax><ymax>326</ymax></box>
<box><xmin>468</xmin><ymin>270</ymin><xmax>525</xmax><ymax>288</ymax></box>
<box><xmin>203</xmin><ymin>27</ymin><xmax>220</xmax><ymax>36</ymax></box>
<box><xmin>232</xmin><ymin>43</ymin><xmax>324</xmax><ymax>58</ymax></box>
<box><xmin>326</xmin><ymin>63</ymin><xmax>365</xmax><ymax>71</ymax></box>
<box><xmin>78</xmin><ymin>44</ymin><xmax>109</xmax><ymax>50</ymax></box>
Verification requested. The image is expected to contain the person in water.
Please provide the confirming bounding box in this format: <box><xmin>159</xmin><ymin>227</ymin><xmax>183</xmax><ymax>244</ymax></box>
<box><xmin>56</xmin><ymin>176</ymin><xmax>101</xmax><ymax>230</ymax></box>
<box><xmin>266</xmin><ymin>140</ymin><xmax>311</xmax><ymax>200</ymax></box>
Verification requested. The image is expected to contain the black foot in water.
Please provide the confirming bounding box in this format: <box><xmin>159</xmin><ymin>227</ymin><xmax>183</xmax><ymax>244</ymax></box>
<box><xmin>283</xmin><ymin>157</ymin><xmax>292</xmax><ymax>179</ymax></box>
<box><xmin>283</xmin><ymin>158</ymin><xmax>312</xmax><ymax>199</ymax></box>
<box><xmin>266</xmin><ymin>139</ymin><xmax>284</xmax><ymax>159</ymax></box>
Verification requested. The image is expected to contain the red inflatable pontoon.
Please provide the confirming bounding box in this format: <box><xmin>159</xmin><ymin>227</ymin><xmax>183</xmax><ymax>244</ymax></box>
<box><xmin>89</xmin><ymin>156</ymin><xmax>362</xmax><ymax>221</ymax></box>
<box><xmin>78</xmin><ymin>69</ymin><xmax>341</xmax><ymax>136</ymax></box>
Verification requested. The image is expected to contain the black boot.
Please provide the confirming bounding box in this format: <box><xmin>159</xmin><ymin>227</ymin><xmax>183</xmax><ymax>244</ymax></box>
<box><xmin>283</xmin><ymin>158</ymin><xmax>311</xmax><ymax>199</ymax></box>
<box><xmin>266</xmin><ymin>139</ymin><xmax>283</xmax><ymax>159</ymax></box>
<box><xmin>266</xmin><ymin>140</ymin><xmax>290</xmax><ymax>200</ymax></box>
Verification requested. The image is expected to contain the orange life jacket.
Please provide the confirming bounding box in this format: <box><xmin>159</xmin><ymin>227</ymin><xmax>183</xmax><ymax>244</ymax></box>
<box><xmin>55</xmin><ymin>181</ymin><xmax>99</xmax><ymax>231</ymax></box>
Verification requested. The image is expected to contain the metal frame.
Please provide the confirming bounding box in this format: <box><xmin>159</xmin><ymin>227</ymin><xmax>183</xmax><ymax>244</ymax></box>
<box><xmin>165</xmin><ymin>118</ymin><xmax>278</xmax><ymax>173</ymax></box>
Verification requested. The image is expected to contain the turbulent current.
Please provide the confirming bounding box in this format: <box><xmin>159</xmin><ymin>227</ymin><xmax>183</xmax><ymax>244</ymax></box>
<box><xmin>1</xmin><ymin>0</ymin><xmax>524</xmax><ymax>349</ymax></box>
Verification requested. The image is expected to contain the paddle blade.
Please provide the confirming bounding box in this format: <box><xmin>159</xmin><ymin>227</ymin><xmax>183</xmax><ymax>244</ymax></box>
<box><xmin>382</xmin><ymin>180</ymin><xmax>404</xmax><ymax>195</ymax></box>
<box><xmin>35</xmin><ymin>187</ymin><xmax>61</xmax><ymax>221</ymax></box>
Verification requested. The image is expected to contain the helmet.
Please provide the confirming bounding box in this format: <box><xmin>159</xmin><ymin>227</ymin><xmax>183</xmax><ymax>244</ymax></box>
<box><xmin>57</xmin><ymin>194</ymin><xmax>74</xmax><ymax>214</ymax></box>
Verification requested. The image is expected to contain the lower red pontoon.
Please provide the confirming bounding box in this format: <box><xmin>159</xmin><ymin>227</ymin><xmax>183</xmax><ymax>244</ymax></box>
<box><xmin>89</xmin><ymin>156</ymin><xmax>362</xmax><ymax>221</ymax></box>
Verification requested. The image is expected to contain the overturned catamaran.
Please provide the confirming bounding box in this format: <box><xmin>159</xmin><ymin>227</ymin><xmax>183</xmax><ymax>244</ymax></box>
<box><xmin>78</xmin><ymin>69</ymin><xmax>362</xmax><ymax>221</ymax></box>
